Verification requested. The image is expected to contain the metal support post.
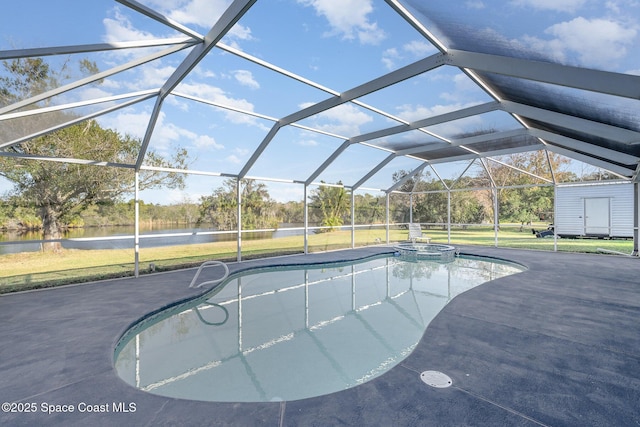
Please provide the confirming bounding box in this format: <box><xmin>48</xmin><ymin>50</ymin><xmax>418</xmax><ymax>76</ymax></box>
<box><xmin>304</xmin><ymin>184</ymin><xmax>309</xmax><ymax>254</ymax></box>
<box><xmin>351</xmin><ymin>190</ymin><xmax>355</xmax><ymax>248</ymax></box>
<box><xmin>633</xmin><ymin>182</ymin><xmax>639</xmax><ymax>257</ymax></box>
<box><xmin>386</xmin><ymin>193</ymin><xmax>390</xmax><ymax>244</ymax></box>
<box><xmin>493</xmin><ymin>187</ymin><xmax>499</xmax><ymax>247</ymax></box>
<box><xmin>447</xmin><ymin>190</ymin><xmax>451</xmax><ymax>244</ymax></box>
<box><xmin>134</xmin><ymin>171</ymin><xmax>140</xmax><ymax>277</ymax></box>
<box><xmin>237</xmin><ymin>179</ymin><xmax>242</xmax><ymax>262</ymax></box>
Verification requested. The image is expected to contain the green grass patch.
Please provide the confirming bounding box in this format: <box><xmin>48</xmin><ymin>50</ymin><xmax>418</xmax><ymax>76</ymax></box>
<box><xmin>1</xmin><ymin>226</ymin><xmax>634</xmax><ymax>294</ymax></box>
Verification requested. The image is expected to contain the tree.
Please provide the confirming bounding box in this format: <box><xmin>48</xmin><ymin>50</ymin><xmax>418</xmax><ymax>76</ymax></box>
<box><xmin>391</xmin><ymin>169</ymin><xmax>453</xmax><ymax>226</ymax></box>
<box><xmin>308</xmin><ymin>181</ymin><xmax>350</xmax><ymax>230</ymax></box>
<box><xmin>277</xmin><ymin>200</ymin><xmax>304</xmax><ymax>224</ymax></box>
<box><xmin>198</xmin><ymin>180</ymin><xmax>238</xmax><ymax>231</ymax></box>
<box><xmin>241</xmin><ymin>179</ymin><xmax>279</xmax><ymax>229</ymax></box>
<box><xmin>199</xmin><ymin>179</ymin><xmax>279</xmax><ymax>230</ymax></box>
<box><xmin>413</xmin><ymin>172</ymin><xmax>450</xmax><ymax>226</ymax></box>
<box><xmin>0</xmin><ymin>58</ymin><xmax>189</xmax><ymax>251</ymax></box>
<box><xmin>390</xmin><ymin>169</ymin><xmax>424</xmax><ymax>224</ymax></box>
<box><xmin>0</xmin><ymin>121</ymin><xmax>188</xmax><ymax>251</ymax></box>
<box><xmin>354</xmin><ymin>193</ymin><xmax>385</xmax><ymax>224</ymax></box>
<box><xmin>478</xmin><ymin>152</ymin><xmax>571</xmax><ymax>225</ymax></box>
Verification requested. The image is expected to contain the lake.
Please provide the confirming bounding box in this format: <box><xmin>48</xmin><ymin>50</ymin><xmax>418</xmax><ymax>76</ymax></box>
<box><xmin>0</xmin><ymin>224</ymin><xmax>306</xmax><ymax>254</ymax></box>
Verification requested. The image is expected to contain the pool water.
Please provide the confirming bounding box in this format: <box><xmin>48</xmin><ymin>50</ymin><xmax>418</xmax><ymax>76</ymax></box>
<box><xmin>114</xmin><ymin>255</ymin><xmax>523</xmax><ymax>402</ymax></box>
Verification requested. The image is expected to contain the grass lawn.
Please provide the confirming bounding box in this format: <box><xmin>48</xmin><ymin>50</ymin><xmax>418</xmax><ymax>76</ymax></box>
<box><xmin>1</xmin><ymin>225</ymin><xmax>634</xmax><ymax>293</ymax></box>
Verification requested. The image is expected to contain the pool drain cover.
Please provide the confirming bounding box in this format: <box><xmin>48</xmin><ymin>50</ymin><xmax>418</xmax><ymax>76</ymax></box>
<box><xmin>420</xmin><ymin>371</ymin><xmax>452</xmax><ymax>388</ymax></box>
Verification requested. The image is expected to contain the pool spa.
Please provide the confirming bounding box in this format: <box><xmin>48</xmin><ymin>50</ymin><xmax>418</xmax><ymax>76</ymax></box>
<box><xmin>114</xmin><ymin>254</ymin><xmax>524</xmax><ymax>403</ymax></box>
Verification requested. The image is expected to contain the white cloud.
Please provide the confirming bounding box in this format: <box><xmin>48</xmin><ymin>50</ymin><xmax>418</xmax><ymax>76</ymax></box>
<box><xmin>298</xmin><ymin>0</ymin><xmax>386</xmax><ymax>45</ymax></box>
<box><xmin>303</xmin><ymin>103</ymin><xmax>373</xmax><ymax>137</ymax></box>
<box><xmin>153</xmin><ymin>117</ymin><xmax>207</xmax><ymax>153</ymax></box>
<box><xmin>103</xmin><ymin>9</ymin><xmax>158</xmax><ymax>43</ymax></box>
<box><xmin>162</xmin><ymin>0</ymin><xmax>228</xmax><ymax>28</ymax></box>
<box><xmin>439</xmin><ymin>73</ymin><xmax>485</xmax><ymax>103</ymax></box>
<box><xmin>395</xmin><ymin>103</ymin><xmax>484</xmax><ymax>137</ymax></box>
<box><xmin>297</xmin><ymin>139</ymin><xmax>319</xmax><ymax>146</ymax></box>
<box><xmin>98</xmin><ymin>110</ymin><xmax>223</xmax><ymax>154</ymax></box>
<box><xmin>226</xmin><ymin>154</ymin><xmax>242</xmax><ymax>164</ymax></box>
<box><xmin>226</xmin><ymin>148</ymin><xmax>250</xmax><ymax>165</ymax></box>
<box><xmin>175</xmin><ymin>81</ymin><xmax>262</xmax><ymax>126</ymax></box>
<box><xmin>396</xmin><ymin>103</ymin><xmax>460</xmax><ymax>122</ymax></box>
<box><xmin>193</xmin><ymin>135</ymin><xmax>223</xmax><ymax>149</ymax></box>
<box><xmin>76</xmin><ymin>86</ymin><xmax>115</xmax><ymax>102</ymax></box>
<box><xmin>603</xmin><ymin>1</ymin><xmax>640</xmax><ymax>15</ymax></box>
<box><xmin>99</xmin><ymin>110</ymin><xmax>152</xmax><ymax>141</ymax></box>
<box><xmin>101</xmin><ymin>8</ymin><xmax>186</xmax><ymax>63</ymax></box>
<box><xmin>511</xmin><ymin>0</ymin><xmax>587</xmax><ymax>13</ymax></box>
<box><xmin>403</xmin><ymin>40</ymin><xmax>436</xmax><ymax>57</ymax></box>
<box><xmin>145</xmin><ymin>0</ymin><xmax>252</xmax><ymax>40</ymax></box>
<box><xmin>233</xmin><ymin>70</ymin><xmax>260</xmax><ymax>89</ymax></box>
<box><xmin>536</xmin><ymin>17</ymin><xmax>637</xmax><ymax>67</ymax></box>
<box><xmin>382</xmin><ymin>41</ymin><xmax>436</xmax><ymax>70</ymax></box>
<box><xmin>465</xmin><ymin>1</ymin><xmax>486</xmax><ymax>9</ymax></box>
<box><xmin>382</xmin><ymin>48</ymin><xmax>400</xmax><ymax>70</ymax></box>
<box><xmin>114</xmin><ymin>64</ymin><xmax>177</xmax><ymax>92</ymax></box>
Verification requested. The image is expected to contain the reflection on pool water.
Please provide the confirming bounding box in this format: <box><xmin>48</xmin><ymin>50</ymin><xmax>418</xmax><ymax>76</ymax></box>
<box><xmin>114</xmin><ymin>255</ymin><xmax>524</xmax><ymax>402</ymax></box>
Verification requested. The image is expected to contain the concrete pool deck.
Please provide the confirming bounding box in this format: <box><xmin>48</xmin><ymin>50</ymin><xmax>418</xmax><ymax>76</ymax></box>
<box><xmin>0</xmin><ymin>246</ymin><xmax>639</xmax><ymax>426</ymax></box>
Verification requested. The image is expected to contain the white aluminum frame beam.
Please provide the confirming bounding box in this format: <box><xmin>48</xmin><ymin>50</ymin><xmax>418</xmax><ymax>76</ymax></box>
<box><xmin>320</xmin><ymin>106</ymin><xmax>520</xmax><ymax>186</ymax></box>
<box><xmin>450</xmin><ymin>159</ymin><xmax>476</xmax><ymax>188</ymax></box>
<box><xmin>394</xmin><ymin>142</ymin><xmax>452</xmax><ymax>156</ymax></box>
<box><xmin>545</xmin><ymin>145</ymin><xmax>635</xmax><ymax>177</ymax></box>
<box><xmin>116</xmin><ymin>0</ymin><xmax>205</xmax><ymax>40</ymax></box>
<box><xmin>395</xmin><ymin>129</ymin><xmax>533</xmax><ymax>157</ymax></box>
<box><xmin>501</xmin><ymin>101</ymin><xmax>640</xmax><ymax>144</ymax></box>
<box><xmin>445</xmin><ymin>49</ymin><xmax>640</xmax><ymax>100</ymax></box>
<box><xmin>280</xmin><ymin>53</ymin><xmax>446</xmax><ymax>126</ymax></box>
<box><xmin>386</xmin><ymin>163</ymin><xmax>429</xmax><ymax>193</ymax></box>
<box><xmin>0</xmin><ymin>150</ymin><xmax>134</xmax><ymax>169</ymax></box>
<box><xmin>238</xmin><ymin>124</ymin><xmax>281</xmax><ymax>179</ymax></box>
<box><xmin>173</xmin><ymin>91</ymin><xmax>347</xmax><ymax>140</ymax></box>
<box><xmin>426</xmin><ymin>144</ymin><xmax>547</xmax><ymax>165</ymax></box>
<box><xmin>530</xmin><ymin>129</ymin><xmax>640</xmax><ymax>165</ymax></box>
<box><xmin>305</xmin><ymin>140</ymin><xmax>352</xmax><ymax>186</ymax></box>
<box><xmin>135</xmin><ymin>0</ymin><xmax>257</xmax><ymax>169</ymax></box>
<box><xmin>484</xmin><ymin>156</ymin><xmax>554</xmax><ymax>183</ymax></box>
<box><xmin>0</xmin><ymin>38</ymin><xmax>198</xmax><ymax>61</ymax></box>
<box><xmin>216</xmin><ymin>43</ymin><xmax>338</xmax><ymax>96</ymax></box>
<box><xmin>479</xmin><ymin>158</ymin><xmax>496</xmax><ymax>188</ymax></box>
<box><xmin>352</xmin><ymin>154</ymin><xmax>396</xmax><ymax>190</ymax></box>
<box><xmin>350</xmin><ymin>101</ymin><xmax>500</xmax><ymax>145</ymax></box>
<box><xmin>245</xmin><ymin>53</ymin><xmax>446</xmax><ymax>181</ymax></box>
<box><xmin>0</xmin><ymin>93</ymin><xmax>157</xmax><ymax>150</ymax></box>
<box><xmin>0</xmin><ymin>43</ymin><xmax>189</xmax><ymax>116</ymax></box>
<box><xmin>452</xmin><ymin>128</ymin><xmax>531</xmax><ymax>147</ymax></box>
<box><xmin>217</xmin><ymin>42</ymin><xmax>434</xmax><ymax>136</ymax></box>
<box><xmin>384</xmin><ymin>0</ymin><xmax>448</xmax><ymax>53</ymax></box>
<box><xmin>0</xmin><ymin>89</ymin><xmax>158</xmax><ymax>123</ymax></box>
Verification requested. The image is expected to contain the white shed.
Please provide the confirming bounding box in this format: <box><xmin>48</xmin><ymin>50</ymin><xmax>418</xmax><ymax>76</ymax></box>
<box><xmin>555</xmin><ymin>181</ymin><xmax>634</xmax><ymax>239</ymax></box>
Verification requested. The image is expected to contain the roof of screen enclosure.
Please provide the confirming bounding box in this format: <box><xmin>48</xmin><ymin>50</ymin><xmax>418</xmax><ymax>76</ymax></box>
<box><xmin>1</xmin><ymin>0</ymin><xmax>640</xmax><ymax>198</ymax></box>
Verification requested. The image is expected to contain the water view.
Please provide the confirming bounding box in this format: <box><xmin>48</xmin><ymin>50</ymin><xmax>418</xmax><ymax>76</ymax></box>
<box><xmin>0</xmin><ymin>224</ymin><xmax>306</xmax><ymax>255</ymax></box>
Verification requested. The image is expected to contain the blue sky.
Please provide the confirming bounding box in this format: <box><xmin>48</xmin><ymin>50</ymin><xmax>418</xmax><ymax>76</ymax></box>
<box><xmin>1</xmin><ymin>0</ymin><xmax>639</xmax><ymax>204</ymax></box>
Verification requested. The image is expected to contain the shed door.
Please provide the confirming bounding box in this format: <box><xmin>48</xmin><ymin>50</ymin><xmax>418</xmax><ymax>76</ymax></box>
<box><xmin>584</xmin><ymin>198</ymin><xmax>610</xmax><ymax>235</ymax></box>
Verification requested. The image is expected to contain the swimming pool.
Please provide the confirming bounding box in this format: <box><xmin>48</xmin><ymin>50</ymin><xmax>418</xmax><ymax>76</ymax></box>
<box><xmin>114</xmin><ymin>254</ymin><xmax>524</xmax><ymax>402</ymax></box>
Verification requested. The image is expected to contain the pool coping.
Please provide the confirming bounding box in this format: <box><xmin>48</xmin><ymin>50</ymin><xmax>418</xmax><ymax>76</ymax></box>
<box><xmin>1</xmin><ymin>246</ymin><xmax>639</xmax><ymax>426</ymax></box>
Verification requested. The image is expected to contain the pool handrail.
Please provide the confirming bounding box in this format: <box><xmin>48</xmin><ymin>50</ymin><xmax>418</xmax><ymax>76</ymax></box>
<box><xmin>193</xmin><ymin>302</ymin><xmax>229</xmax><ymax>326</ymax></box>
<box><xmin>189</xmin><ymin>260</ymin><xmax>230</xmax><ymax>289</ymax></box>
